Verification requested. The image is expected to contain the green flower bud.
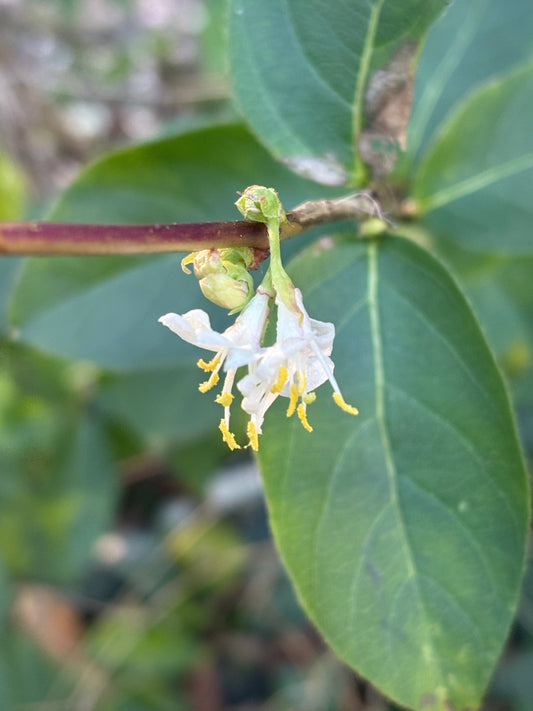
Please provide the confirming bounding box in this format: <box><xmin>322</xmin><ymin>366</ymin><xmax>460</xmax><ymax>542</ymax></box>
<box><xmin>199</xmin><ymin>271</ymin><xmax>254</xmax><ymax>312</ymax></box>
<box><xmin>235</xmin><ymin>185</ymin><xmax>286</xmax><ymax>224</ymax></box>
<box><xmin>359</xmin><ymin>217</ymin><xmax>388</xmax><ymax>238</ymax></box>
<box><xmin>219</xmin><ymin>247</ymin><xmax>254</xmax><ymax>270</ymax></box>
<box><xmin>191</xmin><ymin>249</ymin><xmax>224</xmax><ymax>279</ymax></box>
<box><xmin>181</xmin><ymin>247</ymin><xmax>255</xmax><ymax>312</ymax></box>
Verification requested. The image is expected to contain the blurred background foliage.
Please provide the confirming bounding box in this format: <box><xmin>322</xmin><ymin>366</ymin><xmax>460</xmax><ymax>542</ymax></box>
<box><xmin>0</xmin><ymin>0</ymin><xmax>531</xmax><ymax>710</ymax></box>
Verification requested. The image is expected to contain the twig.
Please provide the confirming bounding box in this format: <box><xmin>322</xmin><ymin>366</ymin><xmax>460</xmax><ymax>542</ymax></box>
<box><xmin>0</xmin><ymin>192</ymin><xmax>380</xmax><ymax>256</ymax></box>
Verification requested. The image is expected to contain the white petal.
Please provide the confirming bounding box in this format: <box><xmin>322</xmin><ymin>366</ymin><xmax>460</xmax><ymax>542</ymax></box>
<box><xmin>304</xmin><ymin>353</ymin><xmax>334</xmax><ymax>391</ymax></box>
<box><xmin>309</xmin><ymin>318</ymin><xmax>334</xmax><ymax>355</ymax></box>
<box><xmin>275</xmin><ymin>297</ymin><xmax>302</xmax><ymax>342</ymax></box>
<box><xmin>224</xmin><ymin>291</ymin><xmax>271</xmax><ymax>348</ymax></box>
<box><xmin>159</xmin><ymin>310</ymin><xmax>234</xmax><ymax>353</ymax></box>
<box><xmin>237</xmin><ymin>371</ymin><xmax>278</xmax><ymax>432</ymax></box>
<box><xmin>158</xmin><ymin>310</ymin><xmax>209</xmax><ymax>343</ymax></box>
<box><xmin>225</xmin><ymin>344</ymin><xmax>264</xmax><ymax>371</ymax></box>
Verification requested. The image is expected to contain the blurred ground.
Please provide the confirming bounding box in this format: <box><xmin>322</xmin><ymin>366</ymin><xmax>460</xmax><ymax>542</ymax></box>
<box><xmin>0</xmin><ymin>0</ymin><xmax>229</xmax><ymax>207</ymax></box>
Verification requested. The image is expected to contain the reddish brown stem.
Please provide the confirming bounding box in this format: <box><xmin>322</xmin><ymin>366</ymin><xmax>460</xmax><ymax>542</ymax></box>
<box><xmin>0</xmin><ymin>192</ymin><xmax>379</xmax><ymax>256</ymax></box>
<box><xmin>0</xmin><ymin>220</ymin><xmax>270</xmax><ymax>256</ymax></box>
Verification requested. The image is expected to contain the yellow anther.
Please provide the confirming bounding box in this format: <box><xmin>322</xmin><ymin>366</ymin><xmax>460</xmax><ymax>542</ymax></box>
<box><xmin>247</xmin><ymin>421</ymin><xmax>259</xmax><ymax>451</ymax></box>
<box><xmin>333</xmin><ymin>392</ymin><xmax>359</xmax><ymax>415</ymax></box>
<box><xmin>303</xmin><ymin>391</ymin><xmax>316</xmax><ymax>405</ymax></box>
<box><xmin>216</xmin><ymin>392</ymin><xmax>234</xmax><ymax>407</ymax></box>
<box><xmin>197</xmin><ymin>355</ymin><xmax>220</xmax><ymax>372</ymax></box>
<box><xmin>286</xmin><ymin>383</ymin><xmax>299</xmax><ymax>417</ymax></box>
<box><xmin>219</xmin><ymin>418</ymin><xmax>241</xmax><ymax>450</ymax></box>
<box><xmin>296</xmin><ymin>403</ymin><xmax>313</xmax><ymax>432</ymax></box>
<box><xmin>271</xmin><ymin>365</ymin><xmax>288</xmax><ymax>393</ymax></box>
<box><xmin>297</xmin><ymin>370</ymin><xmax>306</xmax><ymax>395</ymax></box>
<box><xmin>199</xmin><ymin>370</ymin><xmax>220</xmax><ymax>393</ymax></box>
<box><xmin>181</xmin><ymin>252</ymin><xmax>198</xmax><ymax>274</ymax></box>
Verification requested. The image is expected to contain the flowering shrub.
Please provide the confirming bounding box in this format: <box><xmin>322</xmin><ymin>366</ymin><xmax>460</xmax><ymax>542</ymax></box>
<box><xmin>1</xmin><ymin>1</ymin><xmax>533</xmax><ymax>710</ymax></box>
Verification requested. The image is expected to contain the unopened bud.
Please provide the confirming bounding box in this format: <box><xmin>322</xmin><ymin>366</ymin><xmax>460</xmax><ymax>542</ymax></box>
<box><xmin>181</xmin><ymin>248</ymin><xmax>255</xmax><ymax>312</ymax></box>
<box><xmin>199</xmin><ymin>272</ymin><xmax>254</xmax><ymax>312</ymax></box>
<box><xmin>235</xmin><ymin>185</ymin><xmax>286</xmax><ymax>224</ymax></box>
<box><xmin>191</xmin><ymin>249</ymin><xmax>224</xmax><ymax>279</ymax></box>
<box><xmin>359</xmin><ymin>217</ymin><xmax>388</xmax><ymax>238</ymax></box>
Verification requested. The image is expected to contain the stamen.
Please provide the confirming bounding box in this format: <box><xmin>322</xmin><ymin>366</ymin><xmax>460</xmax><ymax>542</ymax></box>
<box><xmin>297</xmin><ymin>370</ymin><xmax>306</xmax><ymax>395</ymax></box>
<box><xmin>216</xmin><ymin>392</ymin><xmax>234</xmax><ymax>407</ymax></box>
<box><xmin>247</xmin><ymin>421</ymin><xmax>259</xmax><ymax>451</ymax></box>
<box><xmin>303</xmin><ymin>392</ymin><xmax>316</xmax><ymax>405</ymax></box>
<box><xmin>296</xmin><ymin>403</ymin><xmax>313</xmax><ymax>432</ymax></box>
<box><xmin>199</xmin><ymin>370</ymin><xmax>220</xmax><ymax>393</ymax></box>
<box><xmin>333</xmin><ymin>392</ymin><xmax>359</xmax><ymax>415</ymax></box>
<box><xmin>181</xmin><ymin>252</ymin><xmax>198</xmax><ymax>274</ymax></box>
<box><xmin>286</xmin><ymin>383</ymin><xmax>299</xmax><ymax>417</ymax></box>
<box><xmin>271</xmin><ymin>365</ymin><xmax>288</xmax><ymax>393</ymax></box>
<box><xmin>219</xmin><ymin>418</ymin><xmax>241</xmax><ymax>450</ymax></box>
<box><xmin>197</xmin><ymin>355</ymin><xmax>220</xmax><ymax>372</ymax></box>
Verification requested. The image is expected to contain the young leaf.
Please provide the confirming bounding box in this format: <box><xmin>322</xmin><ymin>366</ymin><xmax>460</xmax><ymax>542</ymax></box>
<box><xmin>258</xmin><ymin>236</ymin><xmax>529</xmax><ymax>711</ymax></box>
<box><xmin>408</xmin><ymin>0</ymin><xmax>533</xmax><ymax>164</ymax></box>
<box><xmin>228</xmin><ymin>0</ymin><xmax>447</xmax><ymax>184</ymax></box>
<box><xmin>413</xmin><ymin>60</ymin><xmax>533</xmax><ymax>255</ymax></box>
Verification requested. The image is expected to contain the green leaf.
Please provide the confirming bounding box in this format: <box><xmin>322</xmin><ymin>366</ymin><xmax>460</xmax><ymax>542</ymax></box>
<box><xmin>0</xmin><ymin>151</ymin><xmax>25</xmax><ymax>220</ymax></box>
<box><xmin>59</xmin><ymin>415</ymin><xmax>117</xmax><ymax>576</ymax></box>
<box><xmin>0</xmin><ymin>556</ymin><xmax>10</xmax><ymax>626</ymax></box>
<box><xmin>413</xmin><ymin>60</ymin><xmax>533</xmax><ymax>254</ymax></box>
<box><xmin>0</xmin><ymin>629</ymin><xmax>75</xmax><ymax>707</ymax></box>
<box><xmin>408</xmin><ymin>0</ymin><xmax>533</xmax><ymax>165</ymax></box>
<box><xmin>10</xmin><ymin>123</ymin><xmax>337</xmax><ymax>368</ymax></box>
<box><xmin>434</xmin><ymin>241</ymin><xmax>533</xmax><ymax>406</ymax></box>
<box><xmin>97</xmin><ymin>364</ymin><xmax>221</xmax><ymax>445</ymax></box>
<box><xmin>228</xmin><ymin>0</ymin><xmax>447</xmax><ymax>184</ymax></box>
<box><xmin>258</xmin><ymin>236</ymin><xmax>529</xmax><ymax>710</ymax></box>
<box><xmin>0</xmin><ymin>258</ymin><xmax>20</xmax><ymax>336</ymax></box>
<box><xmin>0</xmin><ymin>367</ymin><xmax>116</xmax><ymax>581</ymax></box>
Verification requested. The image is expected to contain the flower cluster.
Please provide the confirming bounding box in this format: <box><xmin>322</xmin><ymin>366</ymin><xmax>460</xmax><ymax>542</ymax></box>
<box><xmin>159</xmin><ymin>285</ymin><xmax>357</xmax><ymax>451</ymax></box>
<box><xmin>159</xmin><ymin>186</ymin><xmax>358</xmax><ymax>451</ymax></box>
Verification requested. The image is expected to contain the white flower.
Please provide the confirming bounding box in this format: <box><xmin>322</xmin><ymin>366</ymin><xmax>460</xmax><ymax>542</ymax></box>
<box><xmin>159</xmin><ymin>290</ymin><xmax>271</xmax><ymax>449</ymax></box>
<box><xmin>238</xmin><ymin>288</ymin><xmax>358</xmax><ymax>450</ymax></box>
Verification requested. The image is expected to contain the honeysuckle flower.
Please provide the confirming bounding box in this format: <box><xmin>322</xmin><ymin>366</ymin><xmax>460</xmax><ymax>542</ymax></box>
<box><xmin>160</xmin><ymin>185</ymin><xmax>359</xmax><ymax>452</ymax></box>
<box><xmin>159</xmin><ymin>289</ymin><xmax>271</xmax><ymax>449</ymax></box>
<box><xmin>238</xmin><ymin>288</ymin><xmax>358</xmax><ymax>451</ymax></box>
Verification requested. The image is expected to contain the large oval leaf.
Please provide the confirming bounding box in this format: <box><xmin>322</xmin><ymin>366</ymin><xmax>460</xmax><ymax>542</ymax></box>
<box><xmin>413</xmin><ymin>60</ymin><xmax>533</xmax><ymax>255</ymax></box>
<box><xmin>258</xmin><ymin>235</ymin><xmax>529</xmax><ymax>710</ymax></box>
<box><xmin>408</xmin><ymin>0</ymin><xmax>533</xmax><ymax>164</ymax></box>
<box><xmin>228</xmin><ymin>0</ymin><xmax>447</xmax><ymax>184</ymax></box>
